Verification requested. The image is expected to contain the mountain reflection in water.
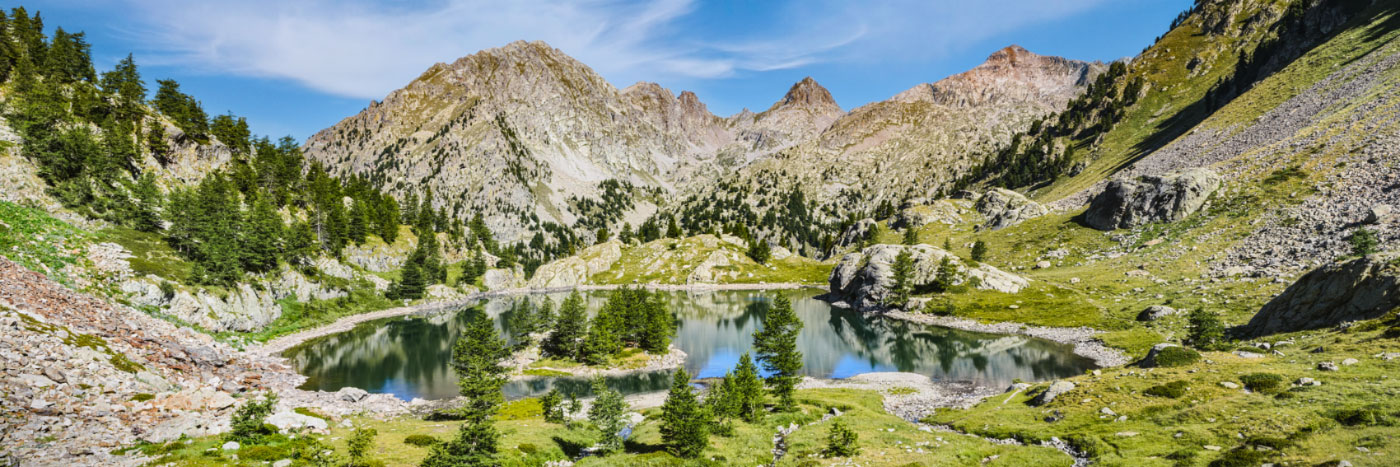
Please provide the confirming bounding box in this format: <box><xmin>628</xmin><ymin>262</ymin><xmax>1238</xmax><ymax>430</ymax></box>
<box><xmin>283</xmin><ymin>289</ymin><xmax>1095</xmax><ymax>400</ymax></box>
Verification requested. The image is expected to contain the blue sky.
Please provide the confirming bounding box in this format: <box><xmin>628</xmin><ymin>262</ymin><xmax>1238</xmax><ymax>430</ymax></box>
<box><xmin>29</xmin><ymin>0</ymin><xmax>1191</xmax><ymax>140</ymax></box>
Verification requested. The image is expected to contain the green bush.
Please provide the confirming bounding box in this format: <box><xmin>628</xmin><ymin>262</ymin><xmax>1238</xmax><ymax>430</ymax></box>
<box><xmin>1065</xmin><ymin>434</ymin><xmax>1109</xmax><ymax>458</ymax></box>
<box><xmin>516</xmin><ymin>443</ymin><xmax>538</xmax><ymax>455</ymax></box>
<box><xmin>1208</xmin><ymin>448</ymin><xmax>1268</xmax><ymax>467</ymax></box>
<box><xmin>496</xmin><ymin>397</ymin><xmax>543</xmax><ymax>420</ymax></box>
<box><xmin>1144</xmin><ymin>380</ymin><xmax>1190</xmax><ymax>398</ymax></box>
<box><xmin>1327</xmin><ymin>407</ymin><xmax>1395</xmax><ymax>426</ymax></box>
<box><xmin>1152</xmin><ymin>347</ymin><xmax>1201</xmax><ymax>367</ymax></box>
<box><xmin>1238</xmin><ymin>373</ymin><xmax>1284</xmax><ymax>394</ymax></box>
<box><xmin>130</xmin><ymin>393</ymin><xmax>155</xmax><ymax>402</ymax></box>
<box><xmin>823</xmin><ymin>419</ymin><xmax>859</xmax><ymax>457</ymax></box>
<box><xmin>227</xmin><ymin>393</ymin><xmax>277</xmax><ymax>444</ymax></box>
<box><xmin>403</xmin><ymin>434</ymin><xmax>439</xmax><ymax>447</ymax></box>
<box><xmin>1187</xmin><ymin>309</ymin><xmax>1229</xmax><ymax>350</ymax></box>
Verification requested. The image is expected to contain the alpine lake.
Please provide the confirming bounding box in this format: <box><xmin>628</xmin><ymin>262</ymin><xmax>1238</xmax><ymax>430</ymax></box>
<box><xmin>282</xmin><ymin>288</ymin><xmax>1096</xmax><ymax>400</ymax></box>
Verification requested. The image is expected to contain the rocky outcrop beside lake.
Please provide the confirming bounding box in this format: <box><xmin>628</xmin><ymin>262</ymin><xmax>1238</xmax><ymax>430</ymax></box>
<box><xmin>526</xmin><ymin>240</ymin><xmax>622</xmax><ymax>288</ymax></box>
<box><xmin>1083</xmin><ymin>168</ymin><xmax>1220</xmax><ymax>231</ymax></box>
<box><xmin>827</xmin><ymin>244</ymin><xmax>1028</xmax><ymax>311</ymax></box>
<box><xmin>1241</xmin><ymin>252</ymin><xmax>1400</xmax><ymax>337</ymax></box>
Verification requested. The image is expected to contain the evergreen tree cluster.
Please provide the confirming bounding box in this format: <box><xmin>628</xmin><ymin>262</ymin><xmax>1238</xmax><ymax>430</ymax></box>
<box><xmin>540</xmin><ymin>289</ymin><xmax>676</xmax><ymax>366</ymax></box>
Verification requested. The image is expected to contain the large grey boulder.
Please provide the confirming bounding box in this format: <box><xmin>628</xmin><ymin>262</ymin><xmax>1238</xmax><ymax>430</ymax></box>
<box><xmin>1083</xmin><ymin>168</ymin><xmax>1221</xmax><ymax>230</ymax></box>
<box><xmin>828</xmin><ymin>244</ymin><xmax>1027</xmax><ymax>311</ymax></box>
<box><xmin>976</xmin><ymin>188</ymin><xmax>1048</xmax><ymax>230</ymax></box>
<box><xmin>1136</xmin><ymin>305</ymin><xmax>1178</xmax><ymax>322</ymax></box>
<box><xmin>1242</xmin><ymin>252</ymin><xmax>1400</xmax><ymax>337</ymax></box>
<box><xmin>1031</xmin><ymin>381</ymin><xmax>1075</xmax><ymax>406</ymax></box>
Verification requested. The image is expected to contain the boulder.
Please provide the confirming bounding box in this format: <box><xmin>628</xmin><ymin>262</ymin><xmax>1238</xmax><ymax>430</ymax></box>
<box><xmin>1138</xmin><ymin>343</ymin><xmax>1180</xmax><ymax>368</ymax></box>
<box><xmin>1136</xmin><ymin>305</ymin><xmax>1178</xmax><ymax>322</ymax></box>
<box><xmin>1241</xmin><ymin>252</ymin><xmax>1400</xmax><ymax>337</ymax></box>
<box><xmin>1083</xmin><ymin>168</ymin><xmax>1221</xmax><ymax>230</ymax></box>
<box><xmin>976</xmin><ymin>188</ymin><xmax>1048</xmax><ymax>230</ymax></box>
<box><xmin>157</xmin><ymin>388</ymin><xmax>237</xmax><ymax>411</ymax></box>
<box><xmin>266</xmin><ymin>411</ymin><xmax>330</xmax><ymax>432</ymax></box>
<box><xmin>828</xmin><ymin>244</ymin><xmax>1027</xmax><ymax>311</ymax></box>
<box><xmin>1366</xmin><ymin>204</ymin><xmax>1393</xmax><ymax>224</ymax></box>
<box><xmin>337</xmin><ymin>387</ymin><xmax>369</xmax><ymax>402</ymax></box>
<box><xmin>892</xmin><ymin>201</ymin><xmax>962</xmax><ymax>230</ymax></box>
<box><xmin>1031</xmin><ymin>381</ymin><xmax>1075</xmax><ymax>406</ymax></box>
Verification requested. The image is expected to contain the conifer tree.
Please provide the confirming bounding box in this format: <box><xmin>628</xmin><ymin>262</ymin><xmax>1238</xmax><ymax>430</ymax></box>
<box><xmin>931</xmin><ymin>256</ymin><xmax>957</xmax><ymax>292</ymax></box>
<box><xmin>753</xmin><ymin>296</ymin><xmax>804</xmax><ymax>411</ymax></box>
<box><xmin>241</xmin><ymin>196</ymin><xmax>283</xmax><ymax>273</ymax></box>
<box><xmin>534</xmin><ymin>298</ymin><xmax>555</xmax><ymax>333</ymax></box>
<box><xmin>732</xmin><ymin>353</ymin><xmax>765</xmax><ymax>422</ymax></box>
<box><xmin>971</xmin><ymin>240</ymin><xmax>988</xmax><ymax>262</ymax></box>
<box><xmin>823</xmin><ymin>418</ymin><xmax>860</xmax><ymax>457</ymax></box>
<box><xmin>348</xmin><ymin>199</ymin><xmax>369</xmax><ymax>245</ymax></box>
<box><xmin>544</xmin><ymin>291</ymin><xmax>587</xmax><ymax>358</ymax></box>
<box><xmin>667</xmin><ymin>217</ymin><xmax>682</xmax><ymax>238</ymax></box>
<box><xmin>587</xmin><ymin>377</ymin><xmax>628</xmax><ymax>455</ymax></box>
<box><xmin>421</xmin><ymin>312</ymin><xmax>510</xmax><ymax>467</ymax></box>
<box><xmin>99</xmin><ymin>54</ymin><xmax>145</xmax><ymax>122</ymax></box>
<box><xmin>902</xmin><ymin>227</ymin><xmax>918</xmax><ymax>245</ymax></box>
<box><xmin>888</xmin><ymin>249</ymin><xmax>914</xmax><ymax>307</ymax></box>
<box><xmin>130</xmin><ymin>173</ymin><xmax>163</xmax><ymax>233</ymax></box>
<box><xmin>506</xmin><ymin>299</ymin><xmax>536</xmax><ymax>349</ymax></box>
<box><xmin>285</xmin><ymin>221</ymin><xmax>317</xmax><ymax>267</ymax></box>
<box><xmin>580</xmin><ymin>306</ymin><xmax>622</xmax><ymax>365</ymax></box>
<box><xmin>541</xmin><ymin>389</ymin><xmax>565</xmax><ymax>424</ymax></box>
<box><xmin>747</xmin><ymin>238</ymin><xmax>770</xmax><ymax>264</ymax></box>
<box><xmin>660</xmin><ymin>368</ymin><xmax>708</xmax><ymax>458</ymax></box>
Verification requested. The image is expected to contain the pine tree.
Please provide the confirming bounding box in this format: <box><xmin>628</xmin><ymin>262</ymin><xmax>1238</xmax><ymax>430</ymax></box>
<box><xmin>348</xmin><ymin>199</ymin><xmax>369</xmax><ymax>245</ymax></box>
<box><xmin>422</xmin><ymin>312</ymin><xmax>510</xmax><ymax>467</ymax></box>
<box><xmin>732</xmin><ymin>353</ymin><xmax>765</xmax><ymax>422</ymax></box>
<box><xmin>544</xmin><ymin>291</ymin><xmax>587</xmax><ymax>358</ymax></box>
<box><xmin>99</xmin><ymin>54</ymin><xmax>145</xmax><ymax>122</ymax></box>
<box><xmin>888</xmin><ymin>249</ymin><xmax>914</xmax><ymax>307</ymax></box>
<box><xmin>241</xmin><ymin>197</ymin><xmax>283</xmax><ymax>273</ymax></box>
<box><xmin>747</xmin><ymin>238</ymin><xmax>771</xmax><ymax>264</ymax></box>
<box><xmin>823</xmin><ymin>418</ymin><xmax>860</xmax><ymax>457</ymax></box>
<box><xmin>931</xmin><ymin>256</ymin><xmax>957</xmax><ymax>292</ymax></box>
<box><xmin>580</xmin><ymin>307</ymin><xmax>621</xmax><ymax>365</ymax></box>
<box><xmin>285</xmin><ymin>221</ymin><xmax>317</xmax><ymax>267</ymax></box>
<box><xmin>541</xmin><ymin>389</ymin><xmax>565</xmax><ymax>424</ymax></box>
<box><xmin>660</xmin><ymin>368</ymin><xmax>709</xmax><ymax>458</ymax></box>
<box><xmin>506</xmin><ymin>299</ymin><xmax>536</xmax><ymax>349</ymax></box>
<box><xmin>587</xmin><ymin>377</ymin><xmax>628</xmax><ymax>455</ymax></box>
<box><xmin>667</xmin><ymin>217</ymin><xmax>682</xmax><ymax>238</ymax></box>
<box><xmin>753</xmin><ymin>296</ymin><xmax>804</xmax><ymax>411</ymax></box>
<box><xmin>392</xmin><ymin>261</ymin><xmax>426</xmax><ymax>300</ymax></box>
<box><xmin>130</xmin><ymin>173</ymin><xmax>163</xmax><ymax>233</ymax></box>
<box><xmin>535</xmin><ymin>298</ymin><xmax>555</xmax><ymax>333</ymax></box>
<box><xmin>902</xmin><ymin>228</ymin><xmax>918</xmax><ymax>245</ymax></box>
<box><xmin>971</xmin><ymin>240</ymin><xmax>988</xmax><ymax>262</ymax></box>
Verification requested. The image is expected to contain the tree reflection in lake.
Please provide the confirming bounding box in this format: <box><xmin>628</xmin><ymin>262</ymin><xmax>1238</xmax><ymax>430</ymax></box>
<box><xmin>284</xmin><ymin>289</ymin><xmax>1095</xmax><ymax>400</ymax></box>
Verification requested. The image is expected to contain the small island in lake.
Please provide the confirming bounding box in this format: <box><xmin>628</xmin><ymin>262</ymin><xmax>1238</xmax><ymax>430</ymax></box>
<box><xmin>498</xmin><ymin>288</ymin><xmax>686</xmax><ymax>378</ymax></box>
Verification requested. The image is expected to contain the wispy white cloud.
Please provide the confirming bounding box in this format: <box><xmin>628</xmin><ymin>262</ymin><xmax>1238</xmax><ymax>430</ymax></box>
<box><xmin>112</xmin><ymin>0</ymin><xmax>1108</xmax><ymax>99</ymax></box>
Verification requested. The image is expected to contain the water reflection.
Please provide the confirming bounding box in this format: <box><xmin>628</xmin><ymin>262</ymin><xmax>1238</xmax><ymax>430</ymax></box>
<box><xmin>284</xmin><ymin>289</ymin><xmax>1095</xmax><ymax>400</ymax></box>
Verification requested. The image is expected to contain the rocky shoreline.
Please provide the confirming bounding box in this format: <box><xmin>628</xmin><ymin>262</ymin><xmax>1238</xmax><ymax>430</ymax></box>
<box><xmin>876</xmin><ymin>310</ymin><xmax>1132</xmax><ymax>367</ymax></box>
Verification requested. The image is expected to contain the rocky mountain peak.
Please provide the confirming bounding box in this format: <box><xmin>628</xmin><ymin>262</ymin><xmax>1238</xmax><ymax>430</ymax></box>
<box><xmin>892</xmin><ymin>45</ymin><xmax>1103</xmax><ymax>108</ymax></box>
<box><xmin>770</xmin><ymin>76</ymin><xmax>840</xmax><ymax>112</ymax></box>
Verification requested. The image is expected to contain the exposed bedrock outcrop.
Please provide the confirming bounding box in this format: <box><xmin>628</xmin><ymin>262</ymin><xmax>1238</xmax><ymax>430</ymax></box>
<box><xmin>975</xmin><ymin>188</ymin><xmax>1048</xmax><ymax>230</ymax></box>
<box><xmin>1083</xmin><ymin>168</ymin><xmax>1221</xmax><ymax>231</ymax></box>
<box><xmin>1242</xmin><ymin>252</ymin><xmax>1400</xmax><ymax>337</ymax></box>
<box><xmin>827</xmin><ymin>244</ymin><xmax>1028</xmax><ymax>311</ymax></box>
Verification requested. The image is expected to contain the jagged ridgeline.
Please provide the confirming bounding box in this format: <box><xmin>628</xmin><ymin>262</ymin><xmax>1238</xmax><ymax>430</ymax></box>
<box><xmin>0</xmin><ymin>6</ymin><xmax>477</xmax><ymax>293</ymax></box>
<box><xmin>304</xmin><ymin>39</ymin><xmax>1107</xmax><ymax>259</ymax></box>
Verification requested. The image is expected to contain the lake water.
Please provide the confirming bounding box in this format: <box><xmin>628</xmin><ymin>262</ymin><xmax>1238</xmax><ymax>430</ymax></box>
<box><xmin>283</xmin><ymin>289</ymin><xmax>1096</xmax><ymax>400</ymax></box>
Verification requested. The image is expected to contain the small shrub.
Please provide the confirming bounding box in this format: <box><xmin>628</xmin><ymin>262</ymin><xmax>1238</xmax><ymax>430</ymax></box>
<box><xmin>423</xmin><ymin>409</ymin><xmax>467</xmax><ymax>421</ymax></box>
<box><xmin>403</xmin><ymin>434</ymin><xmax>439</xmax><ymax>447</ymax></box>
<box><xmin>823</xmin><ymin>419</ymin><xmax>859</xmax><ymax>457</ymax></box>
<box><xmin>159</xmin><ymin>281</ymin><xmax>176</xmax><ymax>300</ymax></box>
<box><xmin>1208</xmin><ymin>448</ymin><xmax>1268</xmax><ymax>467</ymax></box>
<box><xmin>1349</xmin><ymin>228</ymin><xmax>1379</xmax><ymax>257</ymax></box>
<box><xmin>1238</xmin><ymin>373</ymin><xmax>1284</xmax><ymax>394</ymax></box>
<box><xmin>971</xmin><ymin>240</ymin><xmax>988</xmax><ymax>262</ymax></box>
<box><xmin>1144</xmin><ymin>380</ymin><xmax>1190</xmax><ymax>398</ymax></box>
<box><xmin>1153</xmin><ymin>347</ymin><xmax>1201</xmax><ymax>367</ymax></box>
<box><xmin>1065</xmin><ymin>434</ymin><xmax>1109</xmax><ymax>458</ymax></box>
<box><xmin>517</xmin><ymin>443</ymin><xmax>538</xmax><ymax>455</ymax></box>
<box><xmin>344</xmin><ymin>428</ymin><xmax>379</xmax><ymax>467</ymax></box>
<box><xmin>1245</xmin><ymin>436</ymin><xmax>1291</xmax><ymax>450</ymax></box>
<box><xmin>1187</xmin><ymin>309</ymin><xmax>1229</xmax><ymax>350</ymax></box>
<box><xmin>227</xmin><ymin>393</ymin><xmax>277</xmax><ymax>444</ymax></box>
<box><xmin>130</xmin><ymin>393</ymin><xmax>155</xmax><ymax>402</ymax></box>
<box><xmin>1327</xmin><ymin>407</ymin><xmax>1395</xmax><ymax>426</ymax></box>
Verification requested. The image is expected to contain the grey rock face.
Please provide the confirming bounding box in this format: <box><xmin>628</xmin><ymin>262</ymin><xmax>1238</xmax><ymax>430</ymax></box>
<box><xmin>1032</xmin><ymin>381</ymin><xmax>1075</xmax><ymax>406</ymax></box>
<box><xmin>1136</xmin><ymin>305</ymin><xmax>1178</xmax><ymax>322</ymax></box>
<box><xmin>1083</xmin><ymin>168</ymin><xmax>1221</xmax><ymax>231</ymax></box>
<box><xmin>893</xmin><ymin>201</ymin><xmax>963</xmax><ymax>230</ymax></box>
<box><xmin>1243</xmin><ymin>252</ymin><xmax>1400</xmax><ymax>337</ymax></box>
<box><xmin>828</xmin><ymin>244</ymin><xmax>1027</xmax><ymax>311</ymax></box>
<box><xmin>836</xmin><ymin>218</ymin><xmax>877</xmax><ymax>249</ymax></box>
<box><xmin>976</xmin><ymin>188</ymin><xmax>1048</xmax><ymax>230</ymax></box>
